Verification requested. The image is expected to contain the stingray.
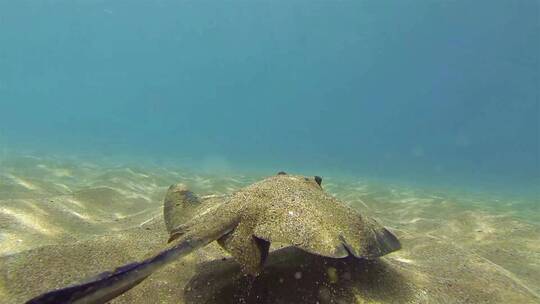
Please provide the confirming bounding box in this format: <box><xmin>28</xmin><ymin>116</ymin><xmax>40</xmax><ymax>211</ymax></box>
<box><xmin>26</xmin><ymin>172</ymin><xmax>401</xmax><ymax>304</ymax></box>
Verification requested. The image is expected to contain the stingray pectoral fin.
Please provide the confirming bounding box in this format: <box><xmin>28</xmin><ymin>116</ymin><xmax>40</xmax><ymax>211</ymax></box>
<box><xmin>163</xmin><ymin>183</ymin><xmax>201</xmax><ymax>234</ymax></box>
<box><xmin>252</xmin><ymin>199</ymin><xmax>401</xmax><ymax>259</ymax></box>
<box><xmin>338</xmin><ymin>215</ymin><xmax>402</xmax><ymax>259</ymax></box>
<box><xmin>372</xmin><ymin>226</ymin><xmax>401</xmax><ymax>254</ymax></box>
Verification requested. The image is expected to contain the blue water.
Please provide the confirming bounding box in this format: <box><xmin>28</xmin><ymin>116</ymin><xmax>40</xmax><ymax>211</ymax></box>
<box><xmin>0</xmin><ymin>1</ymin><xmax>538</xmax><ymax>198</ymax></box>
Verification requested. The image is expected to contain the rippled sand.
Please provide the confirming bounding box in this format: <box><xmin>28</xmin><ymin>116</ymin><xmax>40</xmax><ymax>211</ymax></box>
<box><xmin>0</xmin><ymin>156</ymin><xmax>538</xmax><ymax>303</ymax></box>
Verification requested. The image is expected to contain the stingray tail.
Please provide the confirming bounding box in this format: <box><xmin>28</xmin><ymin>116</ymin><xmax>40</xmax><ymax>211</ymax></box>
<box><xmin>25</xmin><ymin>237</ymin><xmax>207</xmax><ymax>304</ymax></box>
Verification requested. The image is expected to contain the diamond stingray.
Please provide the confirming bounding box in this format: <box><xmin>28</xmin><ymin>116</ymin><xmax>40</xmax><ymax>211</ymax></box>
<box><xmin>27</xmin><ymin>172</ymin><xmax>401</xmax><ymax>304</ymax></box>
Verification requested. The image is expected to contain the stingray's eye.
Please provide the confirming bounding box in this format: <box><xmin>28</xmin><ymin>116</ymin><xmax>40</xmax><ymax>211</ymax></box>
<box><xmin>314</xmin><ymin>176</ymin><xmax>322</xmax><ymax>186</ymax></box>
<box><xmin>277</xmin><ymin>171</ymin><xmax>287</xmax><ymax>175</ymax></box>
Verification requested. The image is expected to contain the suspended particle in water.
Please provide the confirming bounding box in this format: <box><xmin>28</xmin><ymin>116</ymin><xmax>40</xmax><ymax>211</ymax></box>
<box><xmin>318</xmin><ymin>286</ymin><xmax>332</xmax><ymax>303</ymax></box>
<box><xmin>326</xmin><ymin>267</ymin><xmax>338</xmax><ymax>284</ymax></box>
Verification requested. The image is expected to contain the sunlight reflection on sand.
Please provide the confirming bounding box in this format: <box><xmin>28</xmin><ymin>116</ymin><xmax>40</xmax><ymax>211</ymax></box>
<box><xmin>0</xmin><ymin>207</ymin><xmax>60</xmax><ymax>236</ymax></box>
<box><xmin>0</xmin><ymin>155</ymin><xmax>538</xmax><ymax>303</ymax></box>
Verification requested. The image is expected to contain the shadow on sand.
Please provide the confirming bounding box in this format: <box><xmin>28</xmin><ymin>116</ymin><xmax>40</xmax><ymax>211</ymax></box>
<box><xmin>184</xmin><ymin>247</ymin><xmax>413</xmax><ymax>304</ymax></box>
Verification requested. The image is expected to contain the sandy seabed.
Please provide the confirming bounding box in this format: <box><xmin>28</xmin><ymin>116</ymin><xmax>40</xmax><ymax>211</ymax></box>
<box><xmin>0</xmin><ymin>156</ymin><xmax>538</xmax><ymax>304</ymax></box>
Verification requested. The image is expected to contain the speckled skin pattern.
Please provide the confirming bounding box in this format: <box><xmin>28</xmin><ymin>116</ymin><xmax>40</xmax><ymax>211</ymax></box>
<box><xmin>166</xmin><ymin>173</ymin><xmax>401</xmax><ymax>276</ymax></box>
